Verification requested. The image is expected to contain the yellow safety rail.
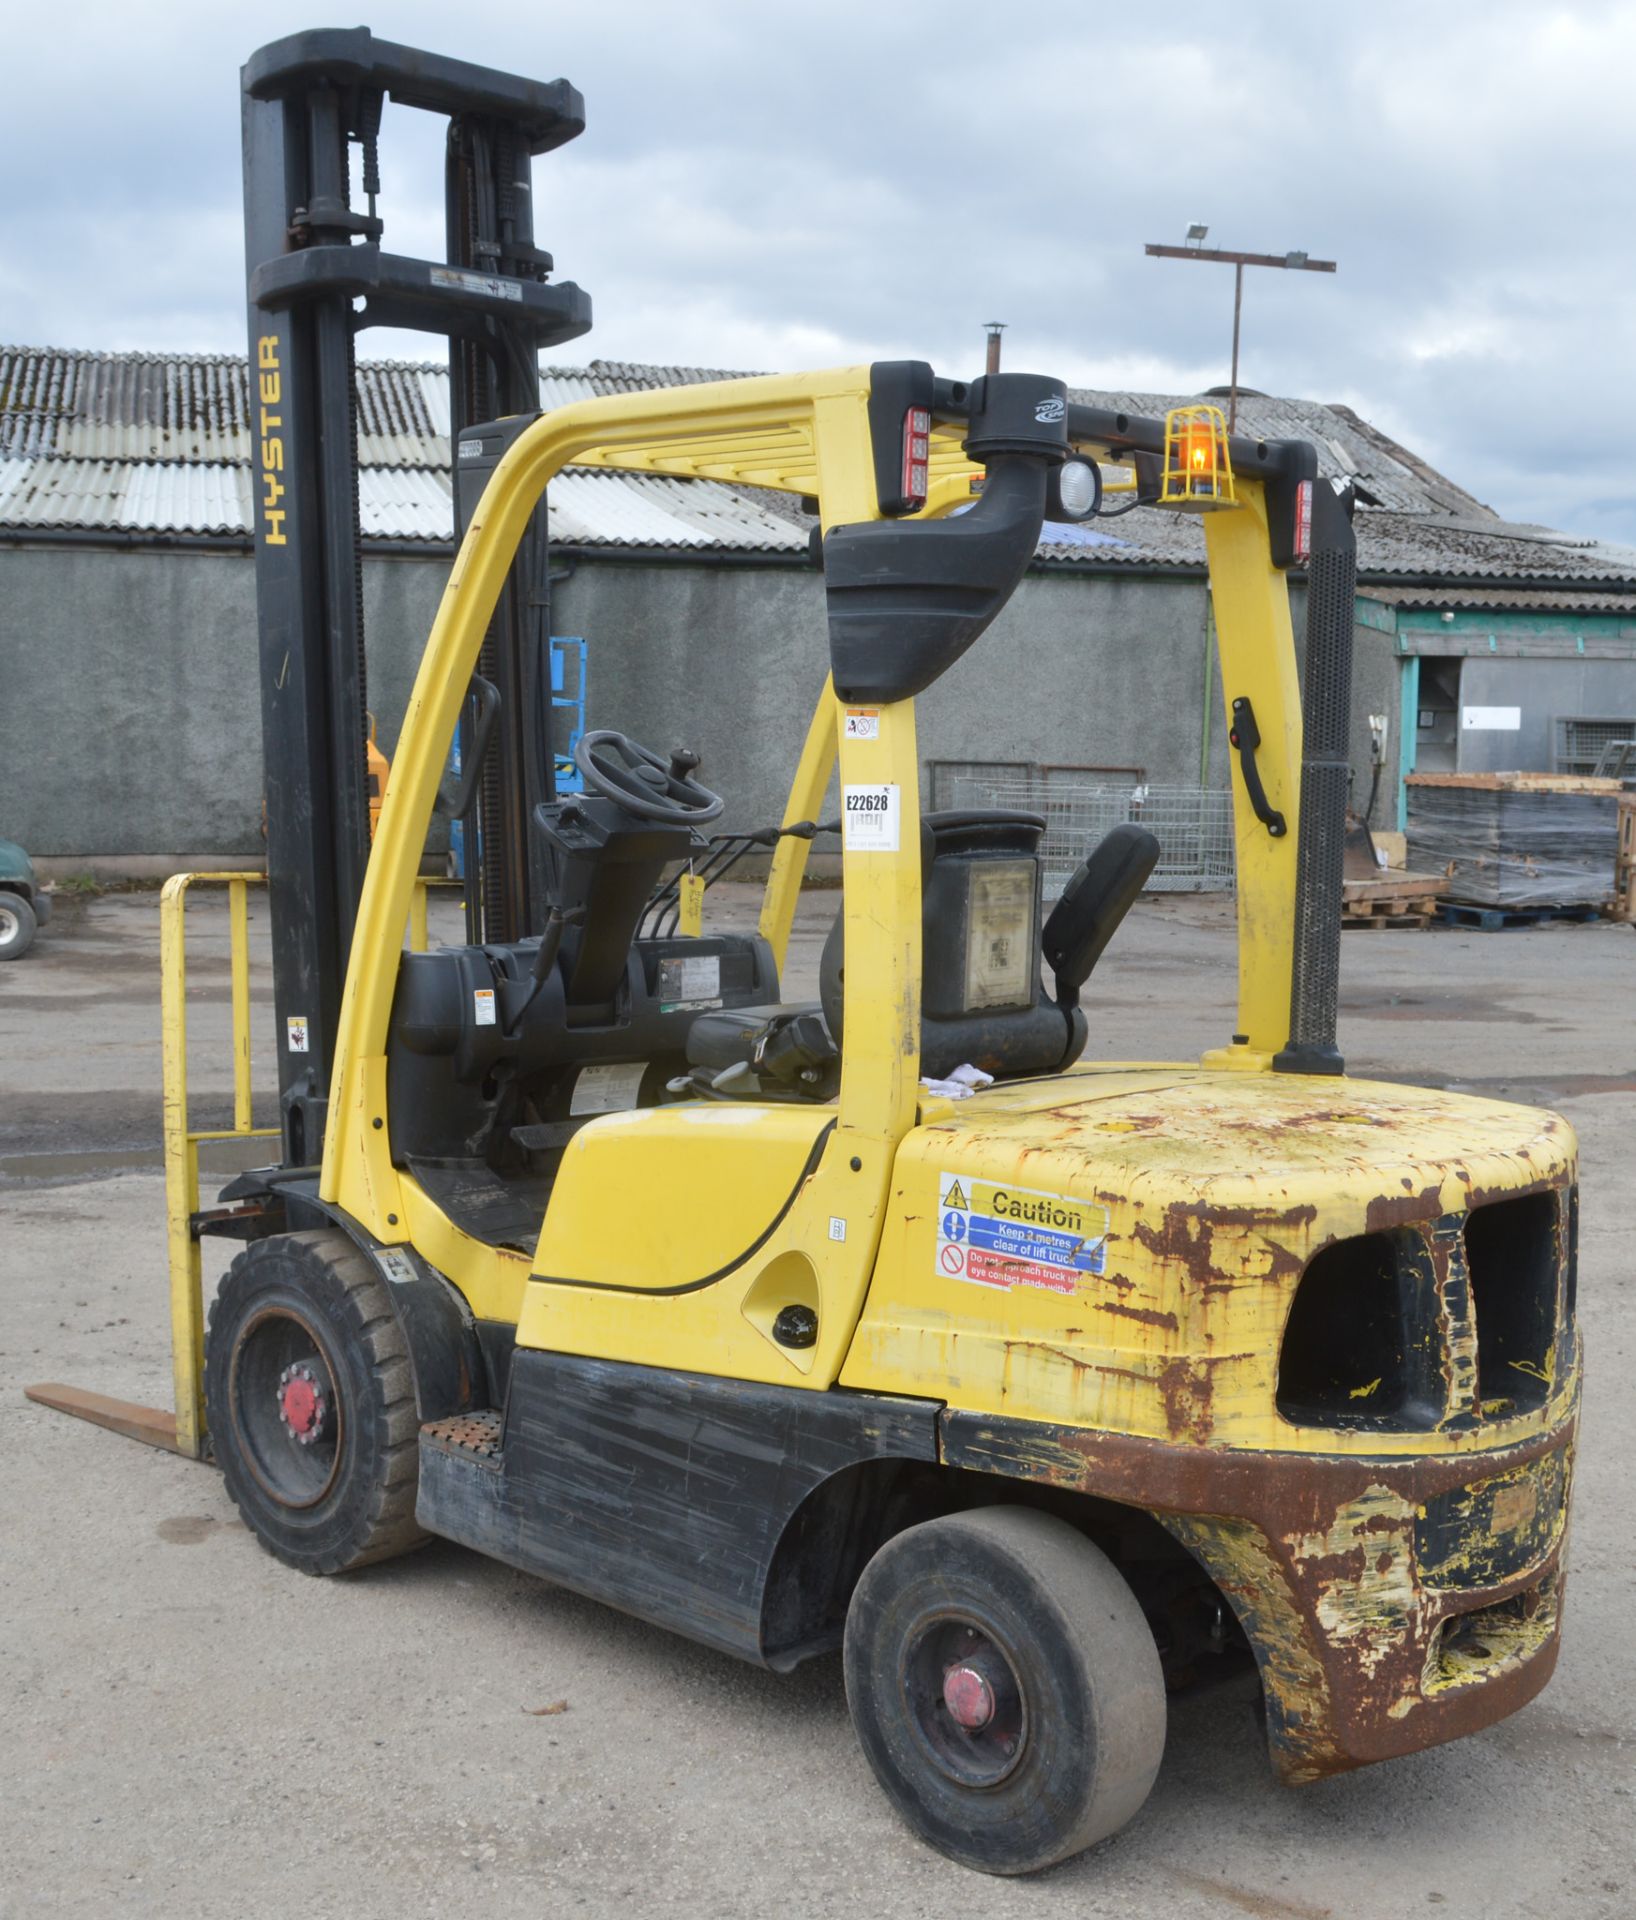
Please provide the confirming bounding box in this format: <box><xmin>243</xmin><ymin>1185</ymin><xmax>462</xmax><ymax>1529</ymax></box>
<box><xmin>160</xmin><ymin>873</ymin><xmax>280</xmax><ymax>1457</ymax></box>
<box><xmin>158</xmin><ymin>870</ymin><xmax>449</xmax><ymax>1459</ymax></box>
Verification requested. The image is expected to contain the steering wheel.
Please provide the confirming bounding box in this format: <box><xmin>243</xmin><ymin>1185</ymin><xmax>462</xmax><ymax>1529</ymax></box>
<box><xmin>573</xmin><ymin>730</ymin><xmax>725</xmax><ymax>824</ymax></box>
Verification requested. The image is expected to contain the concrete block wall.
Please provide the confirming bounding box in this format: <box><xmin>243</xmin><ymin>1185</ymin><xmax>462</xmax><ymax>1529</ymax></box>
<box><xmin>0</xmin><ymin>542</ymin><xmax>1401</xmax><ymax>861</ymax></box>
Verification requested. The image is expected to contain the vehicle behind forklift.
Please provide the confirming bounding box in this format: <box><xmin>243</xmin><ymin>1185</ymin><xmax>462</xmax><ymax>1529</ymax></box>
<box><xmin>26</xmin><ymin>28</ymin><xmax>1580</xmax><ymax>1880</ymax></box>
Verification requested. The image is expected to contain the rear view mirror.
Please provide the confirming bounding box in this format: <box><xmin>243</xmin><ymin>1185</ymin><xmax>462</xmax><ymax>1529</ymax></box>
<box><xmin>1042</xmin><ymin>824</ymin><xmax>1161</xmax><ymax>1004</ymax></box>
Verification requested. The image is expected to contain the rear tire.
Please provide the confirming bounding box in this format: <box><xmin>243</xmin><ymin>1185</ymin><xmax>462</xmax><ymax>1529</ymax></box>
<box><xmin>204</xmin><ymin>1230</ymin><xmax>426</xmax><ymax>1574</ymax></box>
<box><xmin>0</xmin><ymin>890</ymin><xmax>37</xmax><ymax>960</ymax></box>
<box><xmin>844</xmin><ymin>1506</ymin><xmax>1166</xmax><ymax>1875</ymax></box>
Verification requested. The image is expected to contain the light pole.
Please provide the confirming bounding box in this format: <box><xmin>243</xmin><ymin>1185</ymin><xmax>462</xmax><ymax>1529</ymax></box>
<box><xmin>1144</xmin><ymin>228</ymin><xmax>1337</xmax><ymax>429</ymax></box>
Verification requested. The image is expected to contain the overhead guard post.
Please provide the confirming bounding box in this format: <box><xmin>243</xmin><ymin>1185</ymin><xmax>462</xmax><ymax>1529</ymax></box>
<box><xmin>1275</xmin><ymin>479</ymin><xmax>1357</xmax><ymax>1076</ymax></box>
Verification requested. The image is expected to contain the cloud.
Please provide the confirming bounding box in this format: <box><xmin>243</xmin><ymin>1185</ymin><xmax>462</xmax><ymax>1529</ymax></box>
<box><xmin>2</xmin><ymin>0</ymin><xmax>1631</xmax><ymax>538</ymax></box>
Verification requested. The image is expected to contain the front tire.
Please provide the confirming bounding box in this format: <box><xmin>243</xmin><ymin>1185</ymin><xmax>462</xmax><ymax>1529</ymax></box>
<box><xmin>204</xmin><ymin>1230</ymin><xmax>426</xmax><ymax>1574</ymax></box>
<box><xmin>0</xmin><ymin>890</ymin><xmax>37</xmax><ymax>960</ymax></box>
<box><xmin>843</xmin><ymin>1507</ymin><xmax>1166</xmax><ymax>1875</ymax></box>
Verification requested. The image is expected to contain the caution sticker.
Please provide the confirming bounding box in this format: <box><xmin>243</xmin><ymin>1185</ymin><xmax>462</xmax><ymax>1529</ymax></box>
<box><xmin>843</xmin><ymin>708</ymin><xmax>881</xmax><ymax>740</ymax></box>
<box><xmin>842</xmin><ymin>783</ymin><xmax>900</xmax><ymax>852</ymax></box>
<box><xmin>473</xmin><ymin>987</ymin><xmax>496</xmax><ymax>1027</ymax></box>
<box><xmin>286</xmin><ymin>1016</ymin><xmax>309</xmax><ymax>1054</ymax></box>
<box><xmin>935</xmin><ymin>1172</ymin><xmax>1108</xmax><ymax>1295</ymax></box>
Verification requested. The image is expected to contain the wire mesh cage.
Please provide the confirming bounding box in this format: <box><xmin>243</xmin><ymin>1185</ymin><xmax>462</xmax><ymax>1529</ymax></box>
<box><xmin>1553</xmin><ymin>716</ymin><xmax>1636</xmax><ymax>776</ymax></box>
<box><xmin>951</xmin><ymin>777</ymin><xmax>1237</xmax><ymax>897</ymax></box>
<box><xmin>928</xmin><ymin>760</ymin><xmax>1145</xmax><ymax>813</ymax></box>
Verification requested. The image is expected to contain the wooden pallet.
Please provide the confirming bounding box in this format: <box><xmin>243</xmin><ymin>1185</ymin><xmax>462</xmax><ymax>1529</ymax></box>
<box><xmin>1435</xmin><ymin>900</ymin><xmax>1605</xmax><ymax>932</ymax></box>
<box><xmin>1340</xmin><ymin>870</ymin><xmax>1446</xmax><ymax>931</ymax></box>
<box><xmin>1617</xmin><ymin>795</ymin><xmax>1636</xmax><ymax>924</ymax></box>
<box><xmin>1342</xmin><ymin>907</ymin><xmax>1433</xmax><ymax>931</ymax></box>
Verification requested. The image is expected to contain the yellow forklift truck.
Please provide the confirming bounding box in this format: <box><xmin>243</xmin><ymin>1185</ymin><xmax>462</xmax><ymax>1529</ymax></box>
<box><xmin>30</xmin><ymin>31</ymin><xmax>1579</xmax><ymax>1878</ymax></box>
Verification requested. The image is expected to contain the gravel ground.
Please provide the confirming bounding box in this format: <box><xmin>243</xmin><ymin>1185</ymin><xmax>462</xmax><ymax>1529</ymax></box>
<box><xmin>1</xmin><ymin>886</ymin><xmax>1632</xmax><ymax>1919</ymax></box>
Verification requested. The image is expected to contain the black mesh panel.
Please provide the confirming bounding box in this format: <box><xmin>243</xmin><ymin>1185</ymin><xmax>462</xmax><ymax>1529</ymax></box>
<box><xmin>1277</xmin><ymin>487</ymin><xmax>1356</xmax><ymax>1073</ymax></box>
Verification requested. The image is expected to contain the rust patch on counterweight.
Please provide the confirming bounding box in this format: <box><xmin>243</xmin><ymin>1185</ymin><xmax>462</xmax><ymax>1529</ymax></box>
<box><xmin>1365</xmin><ymin>1182</ymin><xmax>1445</xmax><ymax>1233</ymax></box>
<box><xmin>938</xmin><ymin>1404</ymin><xmax>1578</xmax><ymax>1783</ymax></box>
<box><xmin>1130</xmin><ymin>1199</ymin><xmax>1311</xmax><ymax>1299</ymax></box>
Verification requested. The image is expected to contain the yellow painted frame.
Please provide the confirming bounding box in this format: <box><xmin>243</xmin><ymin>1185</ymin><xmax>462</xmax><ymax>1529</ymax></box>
<box><xmin>311</xmin><ymin>367</ymin><xmax>1314</xmax><ymax>1379</ymax></box>
<box><xmin>320</xmin><ymin>372</ymin><xmax>927</xmax><ymax>1370</ymax></box>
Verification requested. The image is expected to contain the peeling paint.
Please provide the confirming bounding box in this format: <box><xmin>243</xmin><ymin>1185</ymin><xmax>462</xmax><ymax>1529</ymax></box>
<box><xmin>1290</xmin><ymin>1485</ymin><xmax>1421</xmax><ymax>1682</ymax></box>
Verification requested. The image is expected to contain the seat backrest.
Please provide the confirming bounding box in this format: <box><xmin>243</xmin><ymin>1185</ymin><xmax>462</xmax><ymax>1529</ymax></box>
<box><xmin>820</xmin><ymin>809</ymin><xmax>1085</xmax><ymax>1081</ymax></box>
<box><xmin>1042</xmin><ymin>823</ymin><xmax>1162</xmax><ymax>1002</ymax></box>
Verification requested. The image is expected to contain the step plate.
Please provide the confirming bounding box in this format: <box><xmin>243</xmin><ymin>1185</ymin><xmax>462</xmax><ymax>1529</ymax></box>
<box><xmin>420</xmin><ymin>1409</ymin><xmax>503</xmax><ymax>1460</ymax></box>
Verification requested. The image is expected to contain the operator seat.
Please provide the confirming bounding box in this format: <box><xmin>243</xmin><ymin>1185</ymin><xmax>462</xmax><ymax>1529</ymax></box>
<box><xmin>683</xmin><ymin>812</ymin><xmax>1160</xmax><ymax>1097</ymax></box>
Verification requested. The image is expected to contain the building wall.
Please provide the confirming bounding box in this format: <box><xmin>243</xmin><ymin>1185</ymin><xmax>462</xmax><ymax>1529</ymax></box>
<box><xmin>557</xmin><ymin>561</ymin><xmax>1232</xmax><ymax>826</ymax></box>
<box><xmin>1447</xmin><ymin>655</ymin><xmax>1636</xmax><ymax>774</ymax></box>
<box><xmin>0</xmin><ymin>544</ymin><xmax>443</xmax><ymax>857</ymax></box>
<box><xmin>0</xmin><ymin>541</ymin><xmax>1402</xmax><ymax>859</ymax></box>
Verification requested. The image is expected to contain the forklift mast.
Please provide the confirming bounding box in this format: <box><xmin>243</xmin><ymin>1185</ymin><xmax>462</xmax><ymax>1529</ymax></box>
<box><xmin>241</xmin><ymin>28</ymin><xmax>591</xmax><ymax>1167</ymax></box>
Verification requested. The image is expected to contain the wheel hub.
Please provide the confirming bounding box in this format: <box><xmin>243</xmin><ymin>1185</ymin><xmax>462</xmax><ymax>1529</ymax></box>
<box><xmin>903</xmin><ymin>1617</ymin><xmax>1028</xmax><ymax>1788</ymax></box>
<box><xmin>277</xmin><ymin>1363</ymin><xmax>329</xmax><ymax>1446</ymax></box>
<box><xmin>942</xmin><ymin>1661</ymin><xmax>997</xmax><ymax>1730</ymax></box>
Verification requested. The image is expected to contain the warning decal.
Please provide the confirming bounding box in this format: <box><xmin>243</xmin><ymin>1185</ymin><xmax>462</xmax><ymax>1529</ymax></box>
<box><xmin>934</xmin><ymin>1171</ymin><xmax>1108</xmax><ymax>1295</ymax></box>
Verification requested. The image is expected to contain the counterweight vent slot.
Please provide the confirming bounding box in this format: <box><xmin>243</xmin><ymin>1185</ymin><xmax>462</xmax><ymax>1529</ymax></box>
<box><xmin>1276</xmin><ymin>1228</ymin><xmax>1442</xmax><ymax>1430</ymax></box>
<box><xmin>1466</xmin><ymin>1191</ymin><xmax>1559</xmax><ymax>1417</ymax></box>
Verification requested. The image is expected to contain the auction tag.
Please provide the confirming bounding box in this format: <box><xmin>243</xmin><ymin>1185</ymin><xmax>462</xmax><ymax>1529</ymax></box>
<box><xmin>678</xmin><ymin>872</ymin><xmax>706</xmax><ymax>936</ymax></box>
<box><xmin>842</xmin><ymin>783</ymin><xmax>900</xmax><ymax>852</ymax></box>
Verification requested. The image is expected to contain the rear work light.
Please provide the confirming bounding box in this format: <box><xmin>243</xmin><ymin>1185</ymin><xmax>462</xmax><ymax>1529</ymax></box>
<box><xmin>901</xmin><ymin>407</ymin><xmax>931</xmax><ymax>509</ymax></box>
<box><xmin>1292</xmin><ymin>478</ymin><xmax>1313</xmax><ymax>559</ymax></box>
<box><xmin>1046</xmin><ymin>455</ymin><xmax>1102</xmax><ymax>523</ymax></box>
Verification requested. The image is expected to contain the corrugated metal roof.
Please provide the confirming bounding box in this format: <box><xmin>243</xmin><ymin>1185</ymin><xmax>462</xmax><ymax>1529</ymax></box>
<box><xmin>1362</xmin><ymin>584</ymin><xmax>1636</xmax><ymax>616</ymax></box>
<box><xmin>1037</xmin><ymin>499</ymin><xmax>1636</xmax><ymax>590</ymax></box>
<box><xmin>549</xmin><ymin>469</ymin><xmax>803</xmax><ymax>550</ymax></box>
<box><xmin>1352</xmin><ymin>510</ymin><xmax>1636</xmax><ymax>585</ymax></box>
<box><xmin>1</xmin><ymin>346</ymin><xmax>1631</xmax><ymax>593</ymax></box>
<box><xmin>0</xmin><ymin>348</ymin><xmax>806</xmax><ymax>548</ymax></box>
<box><xmin>0</xmin><ymin>347</ymin><xmax>249</xmax><ymax>463</ymax></box>
<box><xmin>357</xmin><ymin>467</ymin><xmax>451</xmax><ymax>542</ymax></box>
<box><xmin>1065</xmin><ymin>387</ymin><xmax>1490</xmax><ymax>518</ymax></box>
<box><xmin>0</xmin><ymin>457</ymin><xmax>249</xmax><ymax>533</ymax></box>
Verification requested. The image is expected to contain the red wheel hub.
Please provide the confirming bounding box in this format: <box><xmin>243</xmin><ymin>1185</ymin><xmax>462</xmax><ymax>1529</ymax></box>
<box><xmin>277</xmin><ymin>1363</ymin><xmax>327</xmax><ymax>1445</ymax></box>
<box><xmin>942</xmin><ymin>1662</ymin><xmax>997</xmax><ymax>1730</ymax></box>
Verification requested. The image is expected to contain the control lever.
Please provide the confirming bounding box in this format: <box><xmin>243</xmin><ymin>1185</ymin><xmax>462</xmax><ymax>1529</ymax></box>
<box><xmin>504</xmin><ymin>902</ymin><xmax>586</xmax><ymax>1035</ymax></box>
<box><xmin>668</xmin><ymin>746</ymin><xmax>702</xmax><ymax>782</ymax></box>
<box><xmin>1229</xmin><ymin>696</ymin><xmax>1287</xmax><ymax>838</ymax></box>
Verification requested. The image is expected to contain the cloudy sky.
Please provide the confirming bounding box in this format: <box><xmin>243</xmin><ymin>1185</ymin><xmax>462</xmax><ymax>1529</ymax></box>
<box><xmin>4</xmin><ymin>1</ymin><xmax>1634</xmax><ymax>541</ymax></box>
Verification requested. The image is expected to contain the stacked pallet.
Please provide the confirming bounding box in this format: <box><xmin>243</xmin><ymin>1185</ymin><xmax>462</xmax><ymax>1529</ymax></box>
<box><xmin>1341</xmin><ymin>870</ymin><xmax>1448</xmax><ymax>931</ymax></box>
<box><xmin>1406</xmin><ymin>773</ymin><xmax>1622</xmax><ymax>912</ymax></box>
<box><xmin>1617</xmin><ymin>795</ymin><xmax>1636</xmax><ymax>924</ymax></box>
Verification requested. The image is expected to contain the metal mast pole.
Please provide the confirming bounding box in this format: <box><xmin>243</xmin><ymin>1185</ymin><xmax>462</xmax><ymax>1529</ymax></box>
<box><xmin>1144</xmin><ymin>240</ymin><xmax>1337</xmax><ymax>429</ymax></box>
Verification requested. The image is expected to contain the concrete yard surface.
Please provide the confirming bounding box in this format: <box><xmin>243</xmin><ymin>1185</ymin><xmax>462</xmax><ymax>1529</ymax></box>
<box><xmin>1</xmin><ymin>886</ymin><xmax>1633</xmax><ymax>1919</ymax></box>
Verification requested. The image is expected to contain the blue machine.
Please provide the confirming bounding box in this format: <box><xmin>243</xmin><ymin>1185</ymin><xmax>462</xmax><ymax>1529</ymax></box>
<box><xmin>550</xmin><ymin>634</ymin><xmax>588</xmax><ymax>796</ymax></box>
<box><xmin>449</xmin><ymin>636</ymin><xmax>586</xmax><ymax>880</ymax></box>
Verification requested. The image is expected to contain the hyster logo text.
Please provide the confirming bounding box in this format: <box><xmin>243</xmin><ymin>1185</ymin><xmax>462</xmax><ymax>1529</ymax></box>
<box><xmin>257</xmin><ymin>335</ymin><xmax>288</xmax><ymax>547</ymax></box>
